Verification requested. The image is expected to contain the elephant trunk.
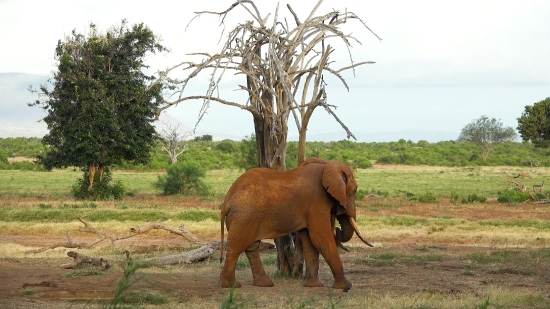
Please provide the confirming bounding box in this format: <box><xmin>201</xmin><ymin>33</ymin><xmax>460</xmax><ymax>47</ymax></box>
<box><xmin>336</xmin><ymin>214</ymin><xmax>355</xmax><ymax>243</ymax></box>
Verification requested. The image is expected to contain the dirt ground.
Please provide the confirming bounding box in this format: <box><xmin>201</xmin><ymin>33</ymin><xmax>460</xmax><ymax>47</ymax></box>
<box><xmin>1</xmin><ymin>199</ymin><xmax>550</xmax><ymax>308</ymax></box>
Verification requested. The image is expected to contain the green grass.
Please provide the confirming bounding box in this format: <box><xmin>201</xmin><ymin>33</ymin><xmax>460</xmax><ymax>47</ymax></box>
<box><xmin>463</xmin><ymin>251</ymin><xmax>522</xmax><ymax>264</ymax></box>
<box><xmin>357</xmin><ymin>253</ymin><xmax>447</xmax><ymax>266</ymax></box>
<box><xmin>172</xmin><ymin>209</ymin><xmax>220</xmax><ymax>222</ymax></box>
<box><xmin>477</xmin><ymin>219</ymin><xmax>550</xmax><ymax>230</ymax></box>
<box><xmin>62</xmin><ymin>270</ymin><xmax>106</xmax><ymax>278</ymax></box>
<box><xmin>0</xmin><ymin>169</ymin><xmax>240</xmax><ymax>197</ymax></box>
<box><xmin>355</xmin><ymin>166</ymin><xmax>550</xmax><ymax>199</ymax></box>
<box><xmin>2</xmin><ymin>166</ymin><xmax>550</xmax><ymax>200</ymax></box>
<box><xmin>0</xmin><ymin>207</ymin><xmax>220</xmax><ymax>223</ymax></box>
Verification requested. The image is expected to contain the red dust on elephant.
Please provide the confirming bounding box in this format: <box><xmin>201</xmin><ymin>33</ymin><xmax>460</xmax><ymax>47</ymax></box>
<box><xmin>219</xmin><ymin>158</ymin><xmax>373</xmax><ymax>289</ymax></box>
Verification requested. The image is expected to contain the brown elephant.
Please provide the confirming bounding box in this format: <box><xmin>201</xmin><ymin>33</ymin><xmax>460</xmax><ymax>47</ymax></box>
<box><xmin>219</xmin><ymin>158</ymin><xmax>372</xmax><ymax>289</ymax></box>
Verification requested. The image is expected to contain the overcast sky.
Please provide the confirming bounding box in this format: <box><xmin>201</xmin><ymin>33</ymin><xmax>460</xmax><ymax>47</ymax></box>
<box><xmin>1</xmin><ymin>0</ymin><xmax>549</xmax><ymax>141</ymax></box>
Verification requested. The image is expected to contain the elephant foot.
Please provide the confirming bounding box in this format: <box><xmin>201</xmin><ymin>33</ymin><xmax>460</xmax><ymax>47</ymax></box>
<box><xmin>304</xmin><ymin>278</ymin><xmax>324</xmax><ymax>288</ymax></box>
<box><xmin>332</xmin><ymin>278</ymin><xmax>352</xmax><ymax>290</ymax></box>
<box><xmin>253</xmin><ymin>275</ymin><xmax>274</xmax><ymax>287</ymax></box>
<box><xmin>220</xmin><ymin>278</ymin><xmax>242</xmax><ymax>288</ymax></box>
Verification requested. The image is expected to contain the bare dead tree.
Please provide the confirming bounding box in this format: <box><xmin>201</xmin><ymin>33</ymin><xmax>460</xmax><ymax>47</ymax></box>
<box><xmin>158</xmin><ymin>121</ymin><xmax>192</xmax><ymax>164</ymax></box>
<box><xmin>154</xmin><ymin>0</ymin><xmax>380</xmax><ymax>278</ymax></box>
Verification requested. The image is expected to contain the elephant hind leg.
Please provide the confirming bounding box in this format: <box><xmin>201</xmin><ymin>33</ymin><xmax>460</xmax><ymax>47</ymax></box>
<box><xmin>298</xmin><ymin>229</ymin><xmax>323</xmax><ymax>288</ymax></box>
<box><xmin>245</xmin><ymin>241</ymin><xmax>274</xmax><ymax>287</ymax></box>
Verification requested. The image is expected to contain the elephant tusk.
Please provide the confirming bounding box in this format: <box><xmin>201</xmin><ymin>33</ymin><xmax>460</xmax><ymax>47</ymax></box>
<box><xmin>350</xmin><ymin>217</ymin><xmax>374</xmax><ymax>247</ymax></box>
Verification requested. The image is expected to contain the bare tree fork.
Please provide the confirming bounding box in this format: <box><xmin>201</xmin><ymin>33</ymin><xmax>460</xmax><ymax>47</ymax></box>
<box><xmin>110</xmin><ymin>222</ymin><xmax>204</xmax><ymax>246</ymax></box>
<box><xmin>509</xmin><ymin>172</ymin><xmax>532</xmax><ymax>179</ymax></box>
<box><xmin>526</xmin><ymin>156</ymin><xmax>546</xmax><ymax>173</ymax></box>
<box><xmin>153</xmin><ymin>0</ymin><xmax>380</xmax><ymax>278</ymax></box>
<box><xmin>26</xmin><ymin>218</ymin><xmax>205</xmax><ymax>254</ymax></box>
<box><xmin>158</xmin><ymin>120</ymin><xmax>193</xmax><ymax>164</ymax></box>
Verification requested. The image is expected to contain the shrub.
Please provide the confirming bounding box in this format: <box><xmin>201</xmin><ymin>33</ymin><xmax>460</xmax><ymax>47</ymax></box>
<box><xmin>216</xmin><ymin>140</ymin><xmax>237</xmax><ymax>154</ymax></box>
<box><xmin>155</xmin><ymin>162</ymin><xmax>210</xmax><ymax>196</ymax></box>
<box><xmin>71</xmin><ymin>168</ymin><xmax>126</xmax><ymax>200</ymax></box>
<box><xmin>0</xmin><ymin>150</ymin><xmax>8</xmax><ymax>164</ymax></box>
<box><xmin>466</xmin><ymin>193</ymin><xmax>487</xmax><ymax>203</ymax></box>
<box><xmin>497</xmin><ymin>191</ymin><xmax>532</xmax><ymax>203</ymax></box>
<box><xmin>353</xmin><ymin>158</ymin><xmax>373</xmax><ymax>169</ymax></box>
<box><xmin>411</xmin><ymin>192</ymin><xmax>437</xmax><ymax>203</ymax></box>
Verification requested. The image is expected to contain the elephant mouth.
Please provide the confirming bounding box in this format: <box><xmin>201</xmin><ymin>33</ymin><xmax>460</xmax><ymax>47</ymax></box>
<box><xmin>332</xmin><ymin>215</ymin><xmax>373</xmax><ymax>250</ymax></box>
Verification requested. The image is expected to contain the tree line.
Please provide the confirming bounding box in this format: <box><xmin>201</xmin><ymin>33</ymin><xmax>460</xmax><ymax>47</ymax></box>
<box><xmin>2</xmin><ymin>136</ymin><xmax>550</xmax><ymax>172</ymax></box>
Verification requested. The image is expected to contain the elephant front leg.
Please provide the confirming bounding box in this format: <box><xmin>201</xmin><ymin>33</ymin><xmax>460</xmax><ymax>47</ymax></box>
<box><xmin>245</xmin><ymin>241</ymin><xmax>274</xmax><ymax>287</ymax></box>
<box><xmin>309</xmin><ymin>229</ymin><xmax>352</xmax><ymax>290</ymax></box>
<box><xmin>298</xmin><ymin>229</ymin><xmax>323</xmax><ymax>287</ymax></box>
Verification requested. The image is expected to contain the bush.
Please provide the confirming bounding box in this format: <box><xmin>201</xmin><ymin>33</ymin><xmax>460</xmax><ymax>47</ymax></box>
<box><xmin>466</xmin><ymin>193</ymin><xmax>487</xmax><ymax>203</ymax></box>
<box><xmin>497</xmin><ymin>191</ymin><xmax>531</xmax><ymax>203</ymax></box>
<box><xmin>450</xmin><ymin>191</ymin><xmax>487</xmax><ymax>203</ymax></box>
<box><xmin>0</xmin><ymin>150</ymin><xmax>8</xmax><ymax>164</ymax></box>
<box><xmin>71</xmin><ymin>168</ymin><xmax>126</xmax><ymax>200</ymax></box>
<box><xmin>411</xmin><ymin>192</ymin><xmax>437</xmax><ymax>203</ymax></box>
<box><xmin>353</xmin><ymin>158</ymin><xmax>373</xmax><ymax>169</ymax></box>
<box><xmin>155</xmin><ymin>162</ymin><xmax>210</xmax><ymax>196</ymax></box>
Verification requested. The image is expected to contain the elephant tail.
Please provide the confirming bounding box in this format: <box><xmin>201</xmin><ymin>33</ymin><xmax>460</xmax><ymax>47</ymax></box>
<box><xmin>220</xmin><ymin>208</ymin><xmax>226</xmax><ymax>263</ymax></box>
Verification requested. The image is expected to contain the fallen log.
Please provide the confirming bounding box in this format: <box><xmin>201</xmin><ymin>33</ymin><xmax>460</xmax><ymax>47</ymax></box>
<box><xmin>60</xmin><ymin>251</ymin><xmax>111</xmax><ymax>269</ymax></box>
<box><xmin>61</xmin><ymin>242</ymin><xmax>220</xmax><ymax>268</ymax></box>
<box><xmin>138</xmin><ymin>242</ymin><xmax>218</xmax><ymax>267</ymax></box>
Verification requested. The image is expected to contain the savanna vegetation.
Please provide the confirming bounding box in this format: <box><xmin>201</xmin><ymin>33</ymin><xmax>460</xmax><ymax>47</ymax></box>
<box><xmin>2</xmin><ymin>165</ymin><xmax>550</xmax><ymax>308</ymax></box>
<box><xmin>2</xmin><ymin>136</ymin><xmax>550</xmax><ymax>173</ymax></box>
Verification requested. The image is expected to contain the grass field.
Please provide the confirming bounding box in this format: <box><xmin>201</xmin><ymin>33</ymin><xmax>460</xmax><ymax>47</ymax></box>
<box><xmin>1</xmin><ymin>165</ymin><xmax>550</xmax><ymax>308</ymax></box>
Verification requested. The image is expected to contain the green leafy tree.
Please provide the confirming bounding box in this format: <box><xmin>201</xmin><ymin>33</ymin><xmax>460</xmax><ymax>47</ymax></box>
<box><xmin>517</xmin><ymin>97</ymin><xmax>550</xmax><ymax>148</ymax></box>
<box><xmin>458</xmin><ymin>116</ymin><xmax>518</xmax><ymax>162</ymax></box>
<box><xmin>194</xmin><ymin>134</ymin><xmax>213</xmax><ymax>142</ymax></box>
<box><xmin>234</xmin><ymin>134</ymin><xmax>258</xmax><ymax>171</ymax></box>
<box><xmin>29</xmin><ymin>20</ymin><xmax>168</xmax><ymax>193</ymax></box>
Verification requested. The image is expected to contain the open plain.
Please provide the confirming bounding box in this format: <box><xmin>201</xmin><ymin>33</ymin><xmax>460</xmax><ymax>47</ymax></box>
<box><xmin>1</xmin><ymin>164</ymin><xmax>550</xmax><ymax>308</ymax></box>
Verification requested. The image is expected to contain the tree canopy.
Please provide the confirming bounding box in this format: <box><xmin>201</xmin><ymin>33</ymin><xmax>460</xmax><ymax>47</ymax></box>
<box><xmin>517</xmin><ymin>97</ymin><xmax>550</xmax><ymax>148</ymax></box>
<box><xmin>29</xmin><ymin>20</ymin><xmax>168</xmax><ymax>190</ymax></box>
<box><xmin>458</xmin><ymin>115</ymin><xmax>518</xmax><ymax>161</ymax></box>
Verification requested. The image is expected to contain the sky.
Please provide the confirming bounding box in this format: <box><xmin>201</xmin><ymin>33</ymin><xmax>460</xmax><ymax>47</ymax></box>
<box><xmin>1</xmin><ymin>0</ymin><xmax>549</xmax><ymax>141</ymax></box>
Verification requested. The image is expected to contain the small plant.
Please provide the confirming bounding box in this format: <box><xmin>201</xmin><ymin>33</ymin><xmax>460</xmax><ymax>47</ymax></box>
<box><xmin>38</xmin><ymin>203</ymin><xmax>53</xmax><ymax>209</ymax></box>
<box><xmin>220</xmin><ymin>288</ymin><xmax>250</xmax><ymax>309</ymax></box>
<box><xmin>154</xmin><ymin>162</ymin><xmax>211</xmax><ymax>196</ymax></box>
<box><xmin>108</xmin><ymin>258</ymin><xmax>141</xmax><ymax>309</ymax></box>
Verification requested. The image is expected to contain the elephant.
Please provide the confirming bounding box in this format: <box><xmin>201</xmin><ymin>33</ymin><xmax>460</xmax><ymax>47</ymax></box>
<box><xmin>219</xmin><ymin>158</ymin><xmax>372</xmax><ymax>289</ymax></box>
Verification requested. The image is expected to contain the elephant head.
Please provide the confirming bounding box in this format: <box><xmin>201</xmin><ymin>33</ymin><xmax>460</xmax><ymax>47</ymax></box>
<box><xmin>322</xmin><ymin>160</ymin><xmax>373</xmax><ymax>249</ymax></box>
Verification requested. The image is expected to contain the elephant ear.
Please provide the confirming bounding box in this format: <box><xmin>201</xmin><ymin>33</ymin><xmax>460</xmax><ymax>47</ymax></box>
<box><xmin>322</xmin><ymin>161</ymin><xmax>348</xmax><ymax>215</ymax></box>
